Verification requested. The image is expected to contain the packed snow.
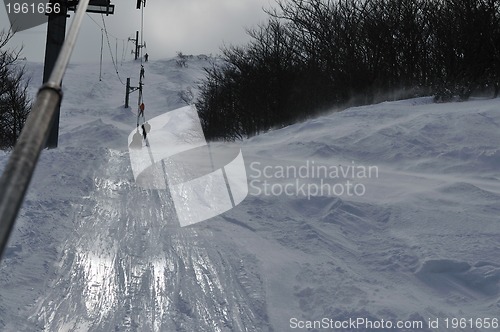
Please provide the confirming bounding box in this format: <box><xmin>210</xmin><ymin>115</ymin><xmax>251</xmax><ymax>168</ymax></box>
<box><xmin>0</xmin><ymin>56</ymin><xmax>499</xmax><ymax>331</ymax></box>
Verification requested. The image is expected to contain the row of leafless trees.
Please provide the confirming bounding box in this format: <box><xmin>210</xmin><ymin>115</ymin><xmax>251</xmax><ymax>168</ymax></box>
<box><xmin>196</xmin><ymin>0</ymin><xmax>500</xmax><ymax>140</ymax></box>
<box><xmin>0</xmin><ymin>30</ymin><xmax>31</xmax><ymax>150</ymax></box>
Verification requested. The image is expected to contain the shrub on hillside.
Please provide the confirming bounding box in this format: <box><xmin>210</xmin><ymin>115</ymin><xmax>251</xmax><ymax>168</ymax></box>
<box><xmin>197</xmin><ymin>0</ymin><xmax>500</xmax><ymax>140</ymax></box>
<box><xmin>0</xmin><ymin>30</ymin><xmax>32</xmax><ymax>150</ymax></box>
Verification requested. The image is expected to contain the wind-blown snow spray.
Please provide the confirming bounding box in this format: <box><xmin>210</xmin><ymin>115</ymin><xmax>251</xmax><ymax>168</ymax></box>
<box><xmin>127</xmin><ymin>105</ymin><xmax>248</xmax><ymax>226</ymax></box>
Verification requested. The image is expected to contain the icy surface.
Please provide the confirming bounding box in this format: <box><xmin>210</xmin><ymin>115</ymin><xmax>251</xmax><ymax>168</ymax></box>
<box><xmin>1</xmin><ymin>57</ymin><xmax>499</xmax><ymax>331</ymax></box>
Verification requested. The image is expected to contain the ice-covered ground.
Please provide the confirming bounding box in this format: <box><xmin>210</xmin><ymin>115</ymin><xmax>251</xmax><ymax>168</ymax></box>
<box><xmin>1</xmin><ymin>56</ymin><xmax>499</xmax><ymax>331</ymax></box>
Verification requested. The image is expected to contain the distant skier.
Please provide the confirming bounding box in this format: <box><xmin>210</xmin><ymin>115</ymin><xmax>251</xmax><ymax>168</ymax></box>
<box><xmin>141</xmin><ymin>124</ymin><xmax>147</xmax><ymax>140</ymax></box>
<box><xmin>144</xmin><ymin>53</ymin><xmax>149</xmax><ymax>62</ymax></box>
<box><xmin>140</xmin><ymin>65</ymin><xmax>145</xmax><ymax>80</ymax></box>
<box><xmin>139</xmin><ymin>102</ymin><xmax>145</xmax><ymax>118</ymax></box>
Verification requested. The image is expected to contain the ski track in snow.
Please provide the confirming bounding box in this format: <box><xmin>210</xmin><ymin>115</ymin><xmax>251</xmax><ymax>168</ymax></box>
<box><xmin>27</xmin><ymin>150</ymin><xmax>267</xmax><ymax>332</ymax></box>
<box><xmin>1</xmin><ymin>58</ymin><xmax>500</xmax><ymax>332</ymax></box>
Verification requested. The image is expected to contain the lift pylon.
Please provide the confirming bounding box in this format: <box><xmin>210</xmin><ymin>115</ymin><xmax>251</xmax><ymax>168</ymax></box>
<box><xmin>43</xmin><ymin>0</ymin><xmax>115</xmax><ymax>149</ymax></box>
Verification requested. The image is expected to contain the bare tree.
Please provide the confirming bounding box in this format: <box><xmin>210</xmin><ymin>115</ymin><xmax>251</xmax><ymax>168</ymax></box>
<box><xmin>0</xmin><ymin>29</ymin><xmax>32</xmax><ymax>150</ymax></box>
<box><xmin>197</xmin><ymin>0</ymin><xmax>500</xmax><ymax>140</ymax></box>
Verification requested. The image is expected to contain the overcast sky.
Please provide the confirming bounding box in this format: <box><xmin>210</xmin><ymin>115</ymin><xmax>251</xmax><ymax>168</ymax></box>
<box><xmin>1</xmin><ymin>0</ymin><xmax>273</xmax><ymax>63</ymax></box>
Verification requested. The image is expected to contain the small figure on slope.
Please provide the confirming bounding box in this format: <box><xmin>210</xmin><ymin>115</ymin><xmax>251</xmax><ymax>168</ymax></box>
<box><xmin>141</xmin><ymin>122</ymin><xmax>151</xmax><ymax>146</ymax></box>
<box><xmin>141</xmin><ymin>124</ymin><xmax>147</xmax><ymax>140</ymax></box>
<box><xmin>139</xmin><ymin>102</ymin><xmax>145</xmax><ymax>118</ymax></box>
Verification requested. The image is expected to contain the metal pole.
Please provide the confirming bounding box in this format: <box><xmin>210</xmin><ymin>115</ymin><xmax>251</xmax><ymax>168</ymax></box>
<box><xmin>0</xmin><ymin>0</ymin><xmax>91</xmax><ymax>259</ymax></box>
<box><xmin>125</xmin><ymin>77</ymin><xmax>130</xmax><ymax>108</ymax></box>
<box><xmin>43</xmin><ymin>3</ymin><xmax>68</xmax><ymax>149</ymax></box>
<box><xmin>99</xmin><ymin>29</ymin><xmax>104</xmax><ymax>81</ymax></box>
<box><xmin>135</xmin><ymin>31</ymin><xmax>139</xmax><ymax>60</ymax></box>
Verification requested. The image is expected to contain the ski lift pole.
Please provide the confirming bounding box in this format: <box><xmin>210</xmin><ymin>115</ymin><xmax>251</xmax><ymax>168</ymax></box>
<box><xmin>0</xmin><ymin>0</ymin><xmax>91</xmax><ymax>259</ymax></box>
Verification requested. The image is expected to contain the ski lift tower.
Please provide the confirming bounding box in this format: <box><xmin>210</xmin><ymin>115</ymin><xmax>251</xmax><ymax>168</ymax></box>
<box><xmin>43</xmin><ymin>0</ymin><xmax>115</xmax><ymax>149</ymax></box>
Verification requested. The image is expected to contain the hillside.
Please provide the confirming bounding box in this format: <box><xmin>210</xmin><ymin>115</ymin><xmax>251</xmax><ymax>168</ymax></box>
<box><xmin>1</xmin><ymin>56</ymin><xmax>500</xmax><ymax>331</ymax></box>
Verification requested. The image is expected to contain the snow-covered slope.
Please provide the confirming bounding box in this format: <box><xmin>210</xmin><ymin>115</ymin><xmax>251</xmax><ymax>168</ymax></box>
<box><xmin>1</xmin><ymin>56</ymin><xmax>499</xmax><ymax>331</ymax></box>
